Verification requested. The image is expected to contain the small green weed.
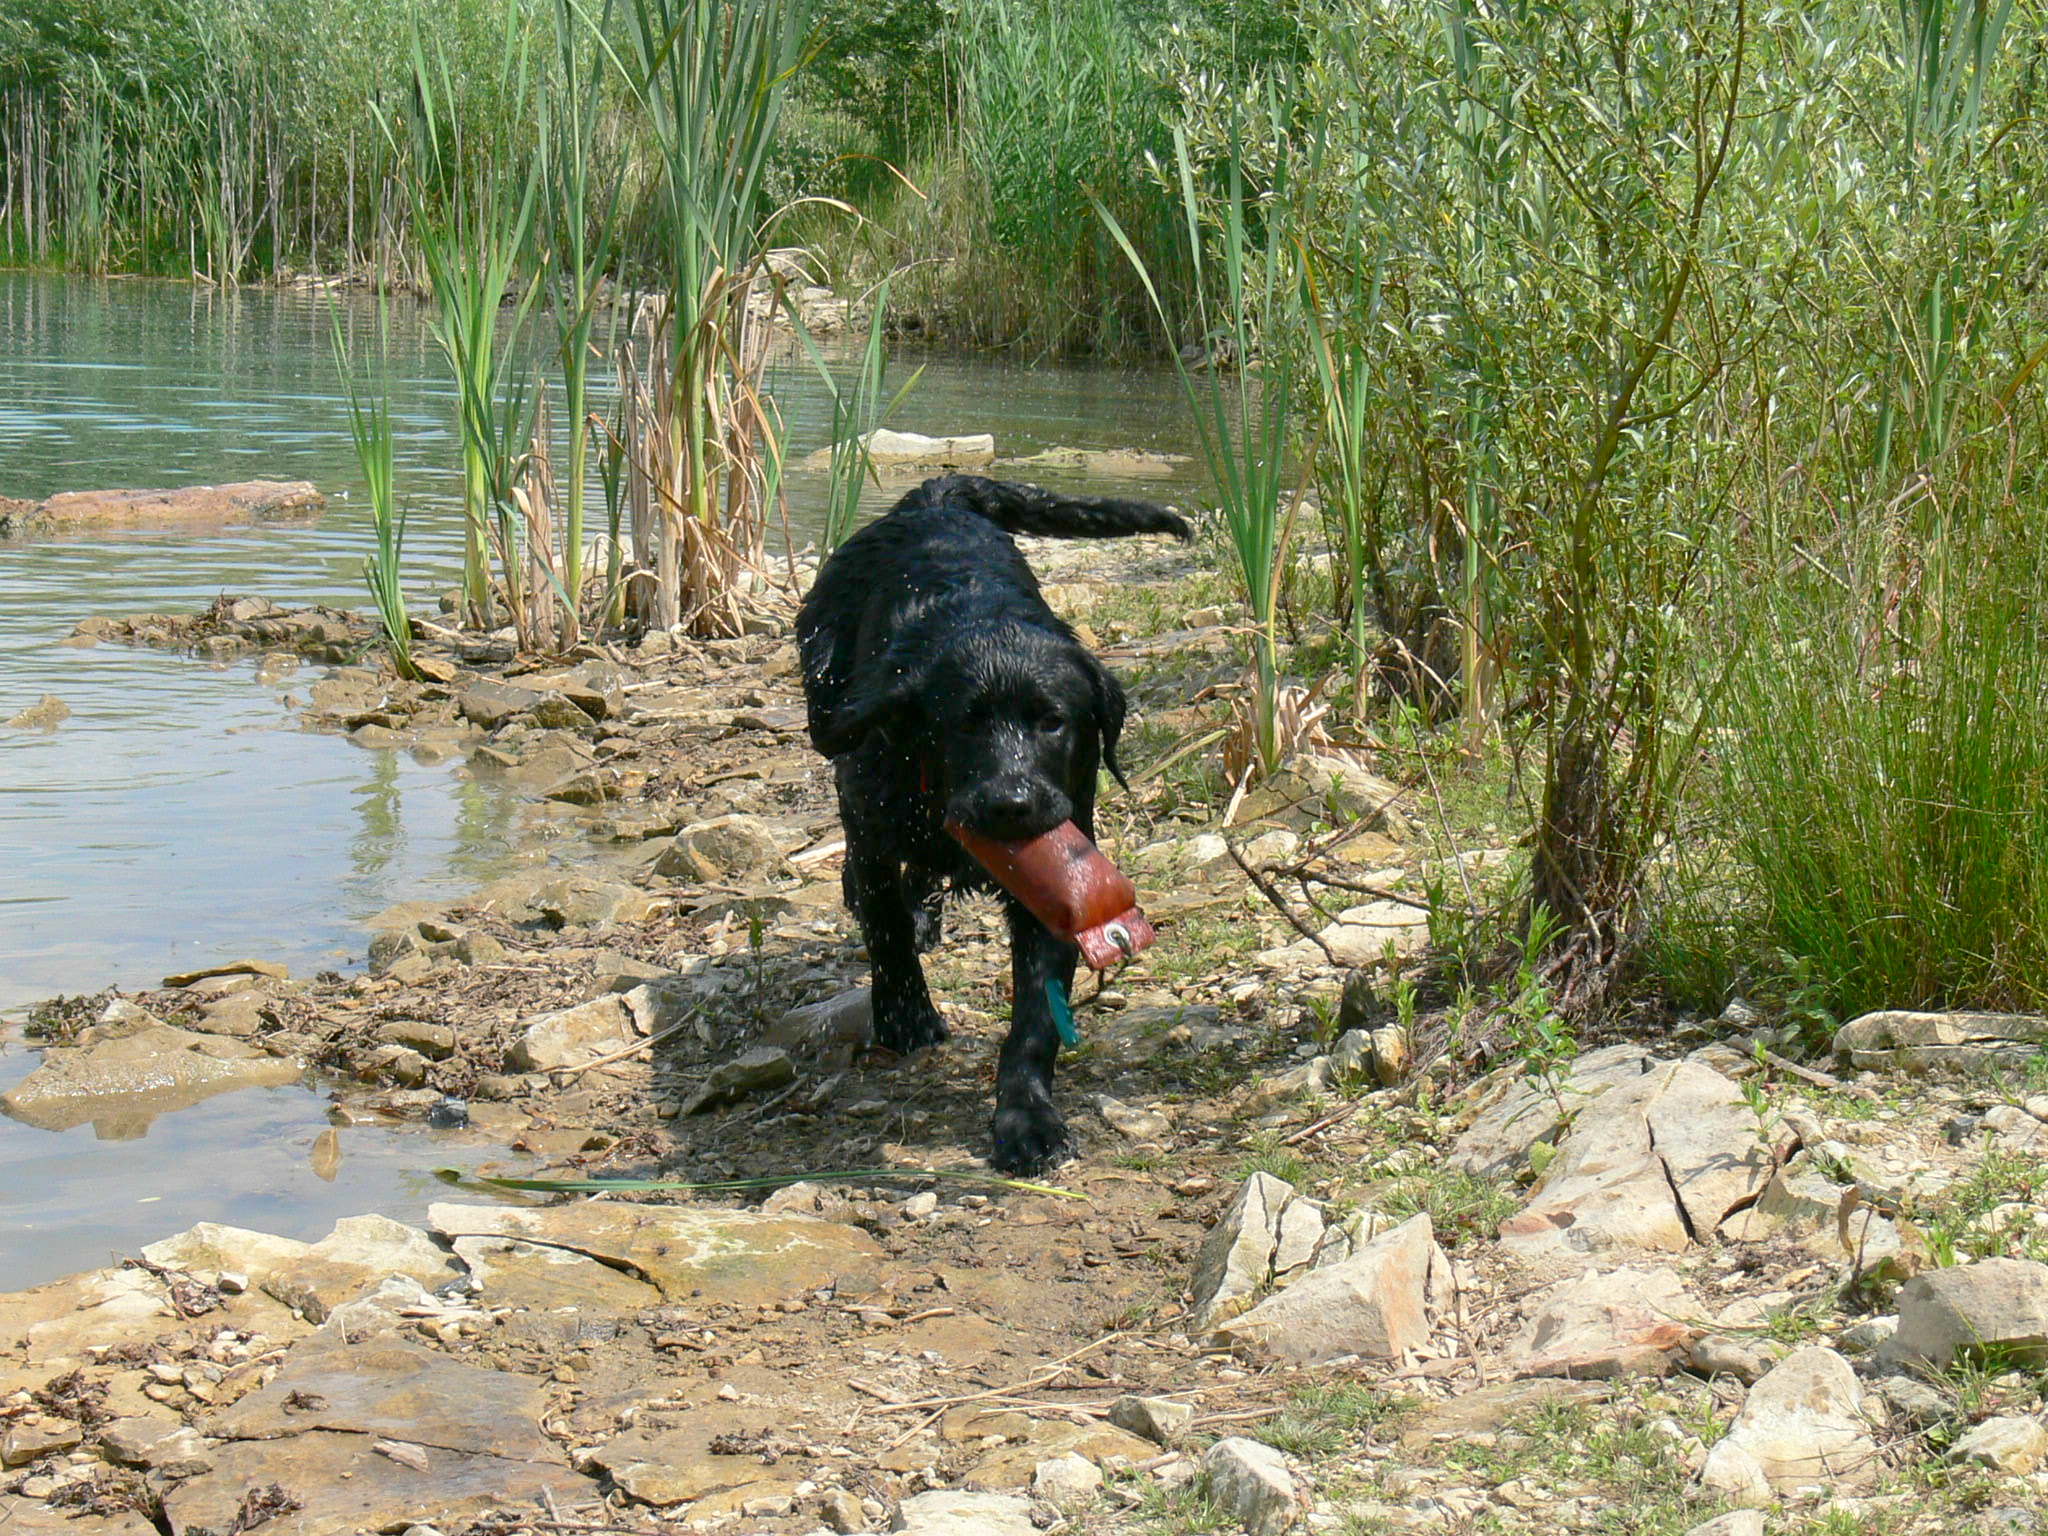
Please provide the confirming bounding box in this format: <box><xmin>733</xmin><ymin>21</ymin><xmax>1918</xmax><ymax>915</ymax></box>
<box><xmin>1256</xmin><ymin>1382</ymin><xmax>1411</xmax><ymax>1460</ymax></box>
<box><xmin>1378</xmin><ymin>1167</ymin><xmax>1519</xmax><ymax>1249</ymax></box>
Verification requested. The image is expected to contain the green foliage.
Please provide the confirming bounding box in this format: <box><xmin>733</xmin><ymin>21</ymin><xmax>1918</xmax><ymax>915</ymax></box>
<box><xmin>332</xmin><ymin>303</ymin><xmax>417</xmax><ymax>679</ymax></box>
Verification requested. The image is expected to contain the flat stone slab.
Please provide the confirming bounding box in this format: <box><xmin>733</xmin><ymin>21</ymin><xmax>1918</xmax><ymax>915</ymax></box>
<box><xmin>161</xmin><ymin>1428</ymin><xmax>579</xmax><ymax>1536</ymax></box>
<box><xmin>0</xmin><ymin>1024</ymin><xmax>302</xmax><ymax>1134</ymax></box>
<box><xmin>428</xmin><ymin>1200</ymin><xmax>883</xmax><ymax>1304</ymax></box>
<box><xmin>1833</xmin><ymin>1010</ymin><xmax>2048</xmax><ymax>1072</ymax></box>
<box><xmin>1</xmin><ymin>480</ymin><xmax>323</xmax><ymax>535</ymax></box>
<box><xmin>204</xmin><ymin>1334</ymin><xmax>559</xmax><ymax>1462</ymax></box>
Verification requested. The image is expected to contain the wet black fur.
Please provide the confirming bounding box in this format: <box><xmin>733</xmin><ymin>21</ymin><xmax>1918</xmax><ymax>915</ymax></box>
<box><xmin>797</xmin><ymin>475</ymin><xmax>1191</xmax><ymax>1173</ymax></box>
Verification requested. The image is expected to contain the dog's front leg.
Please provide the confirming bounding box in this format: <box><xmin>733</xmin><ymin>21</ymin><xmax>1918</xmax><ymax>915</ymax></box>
<box><xmin>845</xmin><ymin>850</ymin><xmax>949</xmax><ymax>1053</ymax></box>
<box><xmin>990</xmin><ymin>899</ymin><xmax>1078</xmax><ymax>1174</ymax></box>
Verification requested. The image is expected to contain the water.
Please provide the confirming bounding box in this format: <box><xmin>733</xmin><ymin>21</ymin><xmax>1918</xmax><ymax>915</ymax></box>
<box><xmin>0</xmin><ymin>272</ymin><xmax>1198</xmax><ymax>1286</ymax></box>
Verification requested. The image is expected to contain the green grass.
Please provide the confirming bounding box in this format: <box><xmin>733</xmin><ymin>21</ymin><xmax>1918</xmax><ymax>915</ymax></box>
<box><xmin>1255</xmin><ymin>1382</ymin><xmax>1411</xmax><ymax>1461</ymax></box>
<box><xmin>1376</xmin><ymin>1167</ymin><xmax>1519</xmax><ymax>1250</ymax></box>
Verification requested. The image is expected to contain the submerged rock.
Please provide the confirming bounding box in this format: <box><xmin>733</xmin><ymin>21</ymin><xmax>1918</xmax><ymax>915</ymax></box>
<box><xmin>0</xmin><ymin>1024</ymin><xmax>301</xmax><ymax>1135</ymax></box>
<box><xmin>5</xmin><ymin>694</ymin><xmax>69</xmax><ymax>730</ymax></box>
<box><xmin>0</xmin><ymin>479</ymin><xmax>323</xmax><ymax>534</ymax></box>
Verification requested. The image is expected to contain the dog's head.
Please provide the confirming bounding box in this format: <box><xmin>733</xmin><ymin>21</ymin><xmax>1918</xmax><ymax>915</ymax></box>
<box><xmin>817</xmin><ymin>622</ymin><xmax>1127</xmax><ymax>840</ymax></box>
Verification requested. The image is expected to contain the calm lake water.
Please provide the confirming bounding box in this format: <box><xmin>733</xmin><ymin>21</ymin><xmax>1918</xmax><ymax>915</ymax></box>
<box><xmin>0</xmin><ymin>271</ymin><xmax>1196</xmax><ymax>1285</ymax></box>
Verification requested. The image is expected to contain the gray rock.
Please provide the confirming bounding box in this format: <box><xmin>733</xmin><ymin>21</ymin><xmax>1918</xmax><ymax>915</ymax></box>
<box><xmin>1031</xmin><ymin>1451</ymin><xmax>1103</xmax><ymax>1509</ymax></box>
<box><xmin>769</xmin><ymin>987</ymin><xmax>873</xmax><ymax>1051</ymax></box>
<box><xmin>1201</xmin><ymin>1437</ymin><xmax>1302</xmax><ymax>1535</ymax></box>
<box><xmin>816</xmin><ymin>1488</ymin><xmax>868</xmax><ymax>1533</ymax></box>
<box><xmin>1948</xmin><ymin>1415</ymin><xmax>2048</xmax><ymax>1474</ymax></box>
<box><xmin>1698</xmin><ymin>1347</ymin><xmax>1879</xmax><ymax>1503</ymax></box>
<box><xmin>1189</xmin><ymin>1173</ymin><xmax>1307</xmax><ymax>1330</ymax></box>
<box><xmin>1684</xmin><ymin>1333</ymin><xmax>1785</xmax><ymax>1386</ymax></box>
<box><xmin>510</xmin><ymin>995</ymin><xmax>637</xmax><ymax>1073</ymax></box>
<box><xmin>1833</xmin><ymin>1010</ymin><xmax>2048</xmax><ymax>1072</ymax></box>
<box><xmin>1448</xmin><ymin>1045</ymin><xmax>1657</xmax><ymax>1180</ymax></box>
<box><xmin>455</xmin><ymin>679</ymin><xmax>542</xmax><ymax>728</ymax></box>
<box><xmin>890</xmin><ymin>1489</ymin><xmax>1037</xmax><ymax>1535</ymax></box>
<box><xmin>683</xmin><ymin>1046</ymin><xmax>797</xmax><ymax>1113</ymax></box>
<box><xmin>1510</xmin><ymin>1266</ymin><xmax>1701</xmax><ymax>1379</ymax></box>
<box><xmin>1213</xmin><ymin>1213</ymin><xmax>1447</xmax><ymax>1365</ymax></box>
<box><xmin>1096</xmin><ymin>1094</ymin><xmax>1172</xmax><ymax>1140</ymax></box>
<box><xmin>1499</xmin><ymin>1060</ymin><xmax>1776</xmax><ymax>1267</ymax></box>
<box><xmin>655</xmin><ymin>814</ymin><xmax>790</xmax><ymax>884</ymax></box>
<box><xmin>1884</xmin><ymin>1259</ymin><xmax>2048</xmax><ymax>1369</ymax></box>
<box><xmin>1109</xmin><ymin>1394</ymin><xmax>1194</xmax><ymax>1444</ymax></box>
<box><xmin>379</xmin><ymin>1020</ymin><xmax>456</xmax><ymax>1060</ymax></box>
<box><xmin>260</xmin><ymin>1215</ymin><xmax>460</xmax><ymax>1323</ymax></box>
<box><xmin>1871</xmin><ymin>1373</ymin><xmax>1953</xmax><ymax>1431</ymax></box>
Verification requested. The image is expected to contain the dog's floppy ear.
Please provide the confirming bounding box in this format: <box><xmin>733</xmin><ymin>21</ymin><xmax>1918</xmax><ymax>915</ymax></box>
<box><xmin>809</xmin><ymin>653</ymin><xmax>928</xmax><ymax>758</ymax></box>
<box><xmin>1083</xmin><ymin>654</ymin><xmax>1129</xmax><ymax>790</ymax></box>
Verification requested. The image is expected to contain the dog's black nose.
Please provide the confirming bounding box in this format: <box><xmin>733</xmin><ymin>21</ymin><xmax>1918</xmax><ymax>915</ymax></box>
<box><xmin>959</xmin><ymin>777</ymin><xmax>1068</xmax><ymax>840</ymax></box>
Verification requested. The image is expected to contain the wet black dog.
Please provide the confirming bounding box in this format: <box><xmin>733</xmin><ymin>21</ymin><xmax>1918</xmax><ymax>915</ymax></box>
<box><xmin>797</xmin><ymin>475</ymin><xmax>1190</xmax><ymax>1172</ymax></box>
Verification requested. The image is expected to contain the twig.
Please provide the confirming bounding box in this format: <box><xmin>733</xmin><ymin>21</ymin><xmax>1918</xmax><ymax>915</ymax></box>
<box><xmin>1283</xmin><ymin>1102</ymin><xmax>1361</xmax><ymax>1145</ymax></box>
<box><xmin>863</xmin><ymin>1333</ymin><xmax>1125</xmax><ymax>1415</ymax></box>
<box><xmin>1228</xmin><ymin>840</ymin><xmax>1335</xmax><ymax>963</ymax></box>
<box><xmin>1757</xmin><ymin>1047</ymin><xmax>1869</xmax><ymax>1098</ymax></box>
<box><xmin>556</xmin><ymin>1010</ymin><xmax>699</xmax><ymax>1079</ymax></box>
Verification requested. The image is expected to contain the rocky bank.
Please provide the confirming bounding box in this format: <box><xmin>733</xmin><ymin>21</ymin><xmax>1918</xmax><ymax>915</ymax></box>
<box><xmin>4</xmin><ymin>537</ymin><xmax>2047</xmax><ymax>1536</ymax></box>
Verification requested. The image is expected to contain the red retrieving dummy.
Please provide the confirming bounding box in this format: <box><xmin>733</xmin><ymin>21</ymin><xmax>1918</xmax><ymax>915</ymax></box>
<box><xmin>946</xmin><ymin>820</ymin><xmax>1158</xmax><ymax>970</ymax></box>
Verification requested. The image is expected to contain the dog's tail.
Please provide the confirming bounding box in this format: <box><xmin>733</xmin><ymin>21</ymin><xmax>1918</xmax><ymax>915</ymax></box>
<box><xmin>920</xmin><ymin>474</ymin><xmax>1192</xmax><ymax>542</ymax></box>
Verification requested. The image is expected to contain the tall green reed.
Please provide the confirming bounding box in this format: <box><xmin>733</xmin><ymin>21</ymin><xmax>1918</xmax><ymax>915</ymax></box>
<box><xmin>389</xmin><ymin>23</ymin><xmax>543</xmax><ymax>627</ymax></box>
<box><xmin>1099</xmin><ymin>95</ymin><xmax>1300</xmax><ymax>778</ymax></box>
<box><xmin>608</xmin><ymin>0</ymin><xmax>810</xmax><ymax>635</ymax></box>
<box><xmin>794</xmin><ymin>276</ymin><xmax>924</xmax><ymax>554</ymax></box>
<box><xmin>331</xmin><ymin>305</ymin><xmax>416</xmax><ymax>680</ymax></box>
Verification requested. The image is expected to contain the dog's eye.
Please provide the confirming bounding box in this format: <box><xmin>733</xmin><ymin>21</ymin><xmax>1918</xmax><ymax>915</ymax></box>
<box><xmin>1036</xmin><ymin>712</ymin><xmax>1065</xmax><ymax>734</ymax></box>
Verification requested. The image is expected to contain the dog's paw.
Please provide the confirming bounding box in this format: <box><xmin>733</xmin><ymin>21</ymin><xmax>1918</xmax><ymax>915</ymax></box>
<box><xmin>872</xmin><ymin>1000</ymin><xmax>950</xmax><ymax>1054</ymax></box>
<box><xmin>990</xmin><ymin>1102</ymin><xmax>1075</xmax><ymax>1176</ymax></box>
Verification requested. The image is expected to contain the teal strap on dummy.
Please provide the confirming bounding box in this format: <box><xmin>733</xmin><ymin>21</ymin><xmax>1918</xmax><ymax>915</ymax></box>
<box><xmin>1044</xmin><ymin>978</ymin><xmax>1081</xmax><ymax>1048</ymax></box>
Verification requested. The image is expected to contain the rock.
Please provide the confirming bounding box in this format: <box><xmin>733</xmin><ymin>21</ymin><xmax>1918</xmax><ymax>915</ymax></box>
<box><xmin>428</xmin><ymin>1201</ymin><xmax>882</xmax><ymax>1304</ymax></box>
<box><xmin>510</xmin><ymin>994</ymin><xmax>636</xmax><ymax>1073</ymax></box>
<box><xmin>1189</xmin><ymin>1173</ymin><xmax>1304</xmax><ymax>1330</ymax></box>
<box><xmin>1683</xmin><ymin>1515</ymin><xmax>1765</xmax><ymax>1536</ymax></box>
<box><xmin>103</xmin><ymin>1418</ymin><xmax>213</xmax><ymax>1476</ymax></box>
<box><xmin>260</xmin><ymin>1215</ymin><xmax>460</xmax><ymax>1323</ymax></box>
<box><xmin>1</xmin><ymin>1417</ymin><xmax>81</xmax><ymax>1467</ymax></box>
<box><xmin>1201</xmin><ymin>1437</ymin><xmax>1302</xmax><ymax>1535</ymax></box>
<box><xmin>1319</xmin><ymin>903</ymin><xmax>1430</xmax><ymax>967</ymax></box>
<box><xmin>450</xmin><ymin>1235</ymin><xmax>660</xmax><ymax>1312</ymax></box>
<box><xmin>1214</xmin><ymin>1213</ymin><xmax>1448</xmax><ymax>1364</ymax></box>
<box><xmin>1032</xmin><ymin>1451</ymin><xmax>1103</xmax><ymax>1508</ymax></box>
<box><xmin>455</xmin><ymin>679</ymin><xmax>542</xmax><ymax>728</ymax></box>
<box><xmin>1096</xmin><ymin>1094</ymin><xmax>1171</xmax><ymax>1140</ymax></box>
<box><xmin>816</xmin><ymin>1488</ymin><xmax>868</xmax><ymax>1532</ymax></box>
<box><xmin>205</xmin><ymin>1333</ymin><xmax>558</xmax><ymax>1461</ymax></box>
<box><xmin>532</xmin><ymin>875</ymin><xmax>655</xmax><ymax>930</ymax></box>
<box><xmin>1509</xmin><ymin>1266</ymin><xmax>1701</xmax><ymax>1379</ymax></box>
<box><xmin>1883</xmin><ymin>1259</ymin><xmax>2048</xmax><ymax>1369</ymax></box>
<box><xmin>0</xmin><ymin>1024</ymin><xmax>302</xmax><ymax>1134</ymax></box>
<box><xmin>1698</xmin><ymin>1347</ymin><xmax>1878</xmax><ymax>1502</ymax></box>
<box><xmin>16</xmin><ymin>1267</ymin><xmax>177</xmax><ymax>1363</ymax></box>
<box><xmin>682</xmin><ymin>1046</ymin><xmax>797</xmax><ymax>1113</ymax></box>
<box><xmin>0</xmin><ymin>1497</ymin><xmax>157</xmax><ymax>1536</ymax></box>
<box><xmin>1448</xmin><ymin>1045</ymin><xmax>1658</xmax><ymax>1180</ymax></box>
<box><xmin>1833</xmin><ymin>1010</ymin><xmax>2048</xmax><ymax>1072</ymax></box>
<box><xmin>654</xmin><ymin>814</ymin><xmax>790</xmax><ymax>883</ymax></box>
<box><xmin>6</xmin><ymin>480</ymin><xmax>323</xmax><ymax>532</ymax></box>
<box><xmin>1947</xmin><ymin>1415</ymin><xmax>2048</xmax><ymax>1475</ymax></box>
<box><xmin>141</xmin><ymin>1222</ymin><xmax>312</xmax><ymax>1282</ymax></box>
<box><xmin>6</xmin><ymin>694</ymin><xmax>69</xmax><ymax>730</ymax></box>
<box><xmin>379</xmin><ymin>1020</ymin><xmax>456</xmax><ymax>1060</ymax></box>
<box><xmin>1871</xmin><ymin>1373</ymin><xmax>1953</xmax><ymax>1432</ymax></box>
<box><xmin>1499</xmin><ymin>1060</ymin><xmax>1777</xmax><ymax>1267</ymax></box>
<box><xmin>1684</xmin><ymin>1334</ymin><xmax>1785</xmax><ymax>1386</ymax></box>
<box><xmin>162</xmin><ymin>957</ymin><xmax>289</xmax><ymax>988</ymax></box>
<box><xmin>162</xmin><ymin>1428</ymin><xmax>575</xmax><ymax>1536</ymax></box>
<box><xmin>768</xmin><ymin>987</ymin><xmax>874</xmax><ymax>1051</ymax></box>
<box><xmin>858</xmin><ymin>429</ymin><xmax>997</xmax><ymax>469</ymax></box>
<box><xmin>1109</xmin><ymin>1394</ymin><xmax>1194</xmax><ymax>1444</ymax></box>
<box><xmin>891</xmin><ymin>1489</ymin><xmax>1037</xmax><ymax>1535</ymax></box>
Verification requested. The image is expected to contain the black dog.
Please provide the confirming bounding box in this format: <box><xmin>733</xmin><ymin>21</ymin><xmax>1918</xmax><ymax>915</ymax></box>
<box><xmin>797</xmin><ymin>475</ymin><xmax>1191</xmax><ymax>1172</ymax></box>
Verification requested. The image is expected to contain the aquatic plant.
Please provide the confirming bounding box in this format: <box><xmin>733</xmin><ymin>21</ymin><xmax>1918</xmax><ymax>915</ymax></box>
<box><xmin>330</xmin><ymin>305</ymin><xmax>417</xmax><ymax>681</ymax></box>
<box><xmin>608</xmin><ymin>0</ymin><xmax>810</xmax><ymax>635</ymax></box>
